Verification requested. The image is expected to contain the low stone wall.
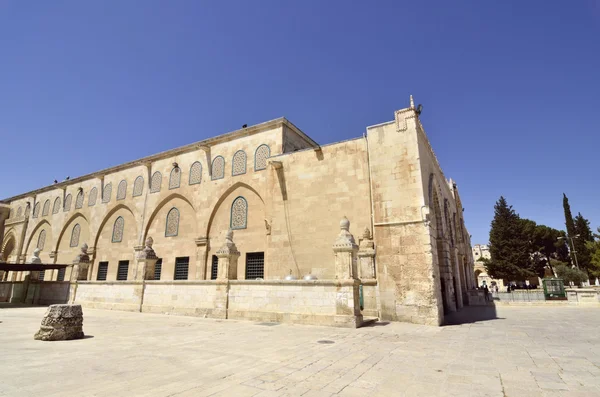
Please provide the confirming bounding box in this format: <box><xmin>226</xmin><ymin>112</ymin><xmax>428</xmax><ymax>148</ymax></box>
<box><xmin>566</xmin><ymin>288</ymin><xmax>600</xmax><ymax>305</ymax></box>
<box><xmin>35</xmin><ymin>282</ymin><xmax>70</xmax><ymax>305</ymax></box>
<box><xmin>0</xmin><ymin>282</ymin><xmax>16</xmax><ymax>302</ymax></box>
<box><xmin>73</xmin><ymin>282</ymin><xmax>143</xmax><ymax>311</ymax></box>
<box><xmin>142</xmin><ymin>281</ymin><xmax>221</xmax><ymax>317</ymax></box>
<box><xmin>361</xmin><ymin>279</ymin><xmax>378</xmax><ymax>317</ymax></box>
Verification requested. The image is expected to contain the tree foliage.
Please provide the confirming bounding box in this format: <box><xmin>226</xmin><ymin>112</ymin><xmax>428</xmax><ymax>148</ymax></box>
<box><xmin>573</xmin><ymin>212</ymin><xmax>593</xmax><ymax>271</ymax></box>
<box><xmin>554</xmin><ymin>263</ymin><xmax>587</xmax><ymax>286</ymax></box>
<box><xmin>585</xmin><ymin>227</ymin><xmax>600</xmax><ymax>278</ymax></box>
<box><xmin>563</xmin><ymin>193</ymin><xmax>576</xmax><ymax>239</ymax></box>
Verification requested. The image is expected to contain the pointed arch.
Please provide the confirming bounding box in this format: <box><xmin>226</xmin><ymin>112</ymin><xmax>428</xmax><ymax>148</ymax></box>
<box><xmin>64</xmin><ymin>194</ymin><xmax>72</xmax><ymax>212</ymax></box>
<box><xmin>52</xmin><ymin>197</ymin><xmax>61</xmax><ymax>214</ymax></box>
<box><xmin>89</xmin><ymin>187</ymin><xmax>98</xmax><ymax>206</ymax></box>
<box><xmin>205</xmin><ymin>181</ymin><xmax>264</xmax><ymax>237</ymax></box>
<box><xmin>165</xmin><ymin>207</ymin><xmax>180</xmax><ymax>237</ymax></box>
<box><xmin>117</xmin><ymin>180</ymin><xmax>127</xmax><ymax>200</ymax></box>
<box><xmin>211</xmin><ymin>156</ymin><xmax>225</xmax><ymax>180</ymax></box>
<box><xmin>32</xmin><ymin>202</ymin><xmax>40</xmax><ymax>218</ymax></box>
<box><xmin>1</xmin><ymin>230</ymin><xmax>17</xmax><ymax>262</ymax></box>
<box><xmin>232</xmin><ymin>150</ymin><xmax>247</xmax><ymax>176</ymax></box>
<box><xmin>112</xmin><ymin>216</ymin><xmax>125</xmax><ymax>242</ymax></box>
<box><xmin>102</xmin><ymin>183</ymin><xmax>112</xmax><ymax>203</ymax></box>
<box><xmin>75</xmin><ymin>190</ymin><xmax>84</xmax><ymax>209</ymax></box>
<box><xmin>70</xmin><ymin>224</ymin><xmax>81</xmax><ymax>247</ymax></box>
<box><xmin>169</xmin><ymin>167</ymin><xmax>181</xmax><ymax>189</ymax></box>
<box><xmin>24</xmin><ymin>220</ymin><xmax>51</xmax><ymax>256</ymax></box>
<box><xmin>151</xmin><ymin>171</ymin><xmax>162</xmax><ymax>193</ymax></box>
<box><xmin>142</xmin><ymin>193</ymin><xmax>195</xmax><ymax>241</ymax></box>
<box><xmin>54</xmin><ymin>212</ymin><xmax>89</xmax><ymax>252</ymax></box>
<box><xmin>189</xmin><ymin>162</ymin><xmax>202</xmax><ymax>185</ymax></box>
<box><xmin>1</xmin><ymin>228</ymin><xmax>17</xmax><ymax>254</ymax></box>
<box><xmin>42</xmin><ymin>200</ymin><xmax>50</xmax><ymax>216</ymax></box>
<box><xmin>92</xmin><ymin>204</ymin><xmax>137</xmax><ymax>249</ymax></box>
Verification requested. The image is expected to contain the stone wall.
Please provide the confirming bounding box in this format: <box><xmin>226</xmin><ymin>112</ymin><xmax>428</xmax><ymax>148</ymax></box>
<box><xmin>73</xmin><ymin>281</ymin><xmax>143</xmax><ymax>311</ymax></box>
<box><xmin>142</xmin><ymin>281</ymin><xmax>219</xmax><ymax>316</ymax></box>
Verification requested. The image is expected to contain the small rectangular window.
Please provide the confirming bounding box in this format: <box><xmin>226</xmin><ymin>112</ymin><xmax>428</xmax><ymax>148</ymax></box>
<box><xmin>154</xmin><ymin>258</ymin><xmax>162</xmax><ymax>281</ymax></box>
<box><xmin>174</xmin><ymin>257</ymin><xmax>189</xmax><ymax>280</ymax></box>
<box><xmin>97</xmin><ymin>262</ymin><xmax>108</xmax><ymax>281</ymax></box>
<box><xmin>57</xmin><ymin>267</ymin><xmax>66</xmax><ymax>281</ymax></box>
<box><xmin>117</xmin><ymin>260</ymin><xmax>129</xmax><ymax>281</ymax></box>
<box><xmin>38</xmin><ymin>270</ymin><xmax>45</xmax><ymax>281</ymax></box>
<box><xmin>211</xmin><ymin>255</ymin><xmax>218</xmax><ymax>280</ymax></box>
<box><xmin>245</xmin><ymin>252</ymin><xmax>264</xmax><ymax>280</ymax></box>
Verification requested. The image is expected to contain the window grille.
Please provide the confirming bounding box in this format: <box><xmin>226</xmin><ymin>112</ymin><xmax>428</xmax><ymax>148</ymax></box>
<box><xmin>211</xmin><ymin>255</ymin><xmax>218</xmax><ymax>280</ymax></box>
<box><xmin>133</xmin><ymin>176</ymin><xmax>144</xmax><ymax>197</ymax></box>
<box><xmin>254</xmin><ymin>144</ymin><xmax>270</xmax><ymax>171</ymax></box>
<box><xmin>57</xmin><ymin>267</ymin><xmax>66</xmax><ymax>281</ymax></box>
<box><xmin>117</xmin><ymin>260</ymin><xmax>129</xmax><ymax>281</ymax></box>
<box><xmin>154</xmin><ymin>258</ymin><xmax>162</xmax><ymax>280</ymax></box>
<box><xmin>97</xmin><ymin>262</ymin><xmax>108</xmax><ymax>281</ymax></box>
<box><xmin>75</xmin><ymin>191</ymin><xmax>84</xmax><ymax>209</ymax></box>
<box><xmin>165</xmin><ymin>208</ymin><xmax>179</xmax><ymax>237</ymax></box>
<box><xmin>38</xmin><ymin>270</ymin><xmax>45</xmax><ymax>281</ymax></box>
<box><xmin>64</xmin><ymin>194</ymin><xmax>72</xmax><ymax>212</ymax></box>
<box><xmin>169</xmin><ymin>167</ymin><xmax>181</xmax><ymax>189</ymax></box>
<box><xmin>89</xmin><ymin>188</ymin><xmax>97</xmax><ymax>206</ymax></box>
<box><xmin>174</xmin><ymin>257</ymin><xmax>189</xmax><ymax>280</ymax></box>
<box><xmin>70</xmin><ymin>224</ymin><xmax>81</xmax><ymax>247</ymax></box>
<box><xmin>150</xmin><ymin>172</ymin><xmax>162</xmax><ymax>193</ymax></box>
<box><xmin>245</xmin><ymin>252</ymin><xmax>264</xmax><ymax>280</ymax></box>
<box><xmin>211</xmin><ymin>156</ymin><xmax>225</xmax><ymax>180</ymax></box>
<box><xmin>232</xmin><ymin>150</ymin><xmax>246</xmax><ymax>176</ymax></box>
<box><xmin>189</xmin><ymin>162</ymin><xmax>202</xmax><ymax>185</ymax></box>
<box><xmin>52</xmin><ymin>197</ymin><xmax>61</xmax><ymax>214</ymax></box>
<box><xmin>102</xmin><ymin>183</ymin><xmax>112</xmax><ymax>203</ymax></box>
<box><xmin>117</xmin><ymin>180</ymin><xmax>127</xmax><ymax>200</ymax></box>
<box><xmin>42</xmin><ymin>200</ymin><xmax>50</xmax><ymax>216</ymax></box>
<box><xmin>230</xmin><ymin>197</ymin><xmax>248</xmax><ymax>230</ymax></box>
<box><xmin>33</xmin><ymin>203</ymin><xmax>40</xmax><ymax>218</ymax></box>
<box><xmin>112</xmin><ymin>216</ymin><xmax>124</xmax><ymax>243</ymax></box>
<box><xmin>37</xmin><ymin>230</ymin><xmax>46</xmax><ymax>250</ymax></box>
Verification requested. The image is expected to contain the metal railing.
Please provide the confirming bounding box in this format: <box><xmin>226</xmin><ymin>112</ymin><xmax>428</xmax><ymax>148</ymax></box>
<box><xmin>493</xmin><ymin>290</ymin><xmax>545</xmax><ymax>301</ymax></box>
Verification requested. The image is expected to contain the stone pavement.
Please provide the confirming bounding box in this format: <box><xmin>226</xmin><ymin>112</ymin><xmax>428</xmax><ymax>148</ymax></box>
<box><xmin>1</xmin><ymin>304</ymin><xmax>599</xmax><ymax>397</ymax></box>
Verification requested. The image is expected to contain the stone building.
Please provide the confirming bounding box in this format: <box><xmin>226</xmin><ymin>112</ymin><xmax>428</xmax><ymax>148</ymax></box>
<box><xmin>0</xmin><ymin>97</ymin><xmax>476</xmax><ymax>326</ymax></box>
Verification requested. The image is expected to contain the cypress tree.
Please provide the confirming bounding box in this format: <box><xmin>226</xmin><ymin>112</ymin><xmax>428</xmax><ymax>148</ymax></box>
<box><xmin>486</xmin><ymin>197</ymin><xmax>533</xmax><ymax>281</ymax></box>
<box><xmin>573</xmin><ymin>212</ymin><xmax>593</xmax><ymax>271</ymax></box>
<box><xmin>563</xmin><ymin>193</ymin><xmax>576</xmax><ymax>239</ymax></box>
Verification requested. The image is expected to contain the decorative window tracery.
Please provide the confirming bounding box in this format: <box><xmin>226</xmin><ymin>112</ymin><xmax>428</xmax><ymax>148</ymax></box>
<box><xmin>32</xmin><ymin>203</ymin><xmax>39</xmax><ymax>218</ymax></box>
<box><xmin>112</xmin><ymin>216</ymin><xmax>124</xmax><ymax>243</ymax></box>
<box><xmin>232</xmin><ymin>150</ymin><xmax>247</xmax><ymax>176</ymax></box>
<box><xmin>52</xmin><ymin>197</ymin><xmax>61</xmax><ymax>214</ymax></box>
<box><xmin>165</xmin><ymin>207</ymin><xmax>179</xmax><ymax>237</ymax></box>
<box><xmin>117</xmin><ymin>180</ymin><xmax>127</xmax><ymax>200</ymax></box>
<box><xmin>102</xmin><ymin>183</ymin><xmax>112</xmax><ymax>203</ymax></box>
<box><xmin>37</xmin><ymin>230</ymin><xmax>46</xmax><ymax>250</ymax></box>
<box><xmin>70</xmin><ymin>224</ymin><xmax>81</xmax><ymax>247</ymax></box>
<box><xmin>88</xmin><ymin>188</ymin><xmax>97</xmax><ymax>206</ymax></box>
<box><xmin>64</xmin><ymin>194</ymin><xmax>72</xmax><ymax>212</ymax></box>
<box><xmin>75</xmin><ymin>191</ymin><xmax>84</xmax><ymax>209</ymax></box>
<box><xmin>189</xmin><ymin>162</ymin><xmax>202</xmax><ymax>185</ymax></box>
<box><xmin>169</xmin><ymin>167</ymin><xmax>181</xmax><ymax>189</ymax></box>
<box><xmin>42</xmin><ymin>200</ymin><xmax>50</xmax><ymax>216</ymax></box>
<box><xmin>254</xmin><ymin>144</ymin><xmax>270</xmax><ymax>171</ymax></box>
<box><xmin>133</xmin><ymin>176</ymin><xmax>144</xmax><ymax>197</ymax></box>
<box><xmin>150</xmin><ymin>172</ymin><xmax>162</xmax><ymax>193</ymax></box>
<box><xmin>211</xmin><ymin>156</ymin><xmax>225</xmax><ymax>180</ymax></box>
<box><xmin>230</xmin><ymin>196</ymin><xmax>248</xmax><ymax>230</ymax></box>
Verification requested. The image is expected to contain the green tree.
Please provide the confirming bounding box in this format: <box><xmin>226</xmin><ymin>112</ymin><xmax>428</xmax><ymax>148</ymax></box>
<box><xmin>486</xmin><ymin>197</ymin><xmax>534</xmax><ymax>281</ymax></box>
<box><xmin>554</xmin><ymin>263</ymin><xmax>587</xmax><ymax>286</ymax></box>
<box><xmin>573</xmin><ymin>212</ymin><xmax>593</xmax><ymax>272</ymax></box>
<box><xmin>530</xmin><ymin>224</ymin><xmax>567</xmax><ymax>276</ymax></box>
<box><xmin>585</xmin><ymin>227</ymin><xmax>600</xmax><ymax>278</ymax></box>
<box><xmin>563</xmin><ymin>193</ymin><xmax>576</xmax><ymax>238</ymax></box>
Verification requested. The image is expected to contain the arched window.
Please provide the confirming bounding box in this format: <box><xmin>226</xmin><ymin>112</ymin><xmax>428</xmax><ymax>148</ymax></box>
<box><xmin>16</xmin><ymin>207</ymin><xmax>22</xmax><ymax>218</ymax></box>
<box><xmin>117</xmin><ymin>180</ymin><xmax>127</xmax><ymax>200</ymax></box>
<box><xmin>64</xmin><ymin>194</ymin><xmax>72</xmax><ymax>212</ymax></box>
<box><xmin>112</xmin><ymin>216</ymin><xmax>124</xmax><ymax>243</ymax></box>
<box><xmin>42</xmin><ymin>200</ymin><xmax>50</xmax><ymax>216</ymax></box>
<box><xmin>230</xmin><ymin>196</ymin><xmax>248</xmax><ymax>230</ymax></box>
<box><xmin>33</xmin><ymin>203</ymin><xmax>40</xmax><ymax>218</ymax></box>
<box><xmin>169</xmin><ymin>167</ymin><xmax>181</xmax><ymax>189</ymax></box>
<box><xmin>88</xmin><ymin>188</ymin><xmax>97</xmax><ymax>206</ymax></box>
<box><xmin>52</xmin><ymin>197</ymin><xmax>61</xmax><ymax>214</ymax></box>
<box><xmin>254</xmin><ymin>144</ymin><xmax>270</xmax><ymax>171</ymax></box>
<box><xmin>189</xmin><ymin>162</ymin><xmax>202</xmax><ymax>185</ymax></box>
<box><xmin>9</xmin><ymin>209</ymin><xmax>14</xmax><ymax>219</ymax></box>
<box><xmin>75</xmin><ymin>190</ymin><xmax>84</xmax><ymax>209</ymax></box>
<box><xmin>102</xmin><ymin>183</ymin><xmax>112</xmax><ymax>203</ymax></box>
<box><xmin>37</xmin><ymin>230</ymin><xmax>46</xmax><ymax>250</ymax></box>
<box><xmin>211</xmin><ymin>156</ymin><xmax>225</xmax><ymax>180</ymax></box>
<box><xmin>150</xmin><ymin>171</ymin><xmax>162</xmax><ymax>193</ymax></box>
<box><xmin>70</xmin><ymin>224</ymin><xmax>81</xmax><ymax>247</ymax></box>
<box><xmin>133</xmin><ymin>176</ymin><xmax>144</xmax><ymax>197</ymax></box>
<box><xmin>232</xmin><ymin>150</ymin><xmax>246</xmax><ymax>176</ymax></box>
<box><xmin>165</xmin><ymin>207</ymin><xmax>180</xmax><ymax>237</ymax></box>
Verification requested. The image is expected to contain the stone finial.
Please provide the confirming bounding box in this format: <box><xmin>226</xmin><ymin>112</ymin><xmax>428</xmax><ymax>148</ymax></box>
<box><xmin>30</xmin><ymin>248</ymin><xmax>42</xmax><ymax>264</ymax></box>
<box><xmin>217</xmin><ymin>229</ymin><xmax>240</xmax><ymax>257</ymax></box>
<box><xmin>333</xmin><ymin>217</ymin><xmax>356</xmax><ymax>250</ymax></box>
<box><xmin>362</xmin><ymin>227</ymin><xmax>371</xmax><ymax>240</ymax></box>
<box><xmin>410</xmin><ymin>95</ymin><xmax>415</xmax><ymax>109</ymax></box>
<box><xmin>74</xmin><ymin>243</ymin><xmax>90</xmax><ymax>263</ymax></box>
<box><xmin>359</xmin><ymin>227</ymin><xmax>374</xmax><ymax>251</ymax></box>
<box><xmin>138</xmin><ymin>236</ymin><xmax>157</xmax><ymax>260</ymax></box>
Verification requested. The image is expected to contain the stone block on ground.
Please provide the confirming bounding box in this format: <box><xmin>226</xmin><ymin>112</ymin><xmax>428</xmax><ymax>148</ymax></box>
<box><xmin>34</xmin><ymin>304</ymin><xmax>84</xmax><ymax>341</ymax></box>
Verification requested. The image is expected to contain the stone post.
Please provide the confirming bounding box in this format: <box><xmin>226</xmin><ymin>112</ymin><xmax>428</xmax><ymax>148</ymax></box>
<box><xmin>216</xmin><ymin>230</ymin><xmax>240</xmax><ymax>280</ymax></box>
<box><xmin>357</xmin><ymin>227</ymin><xmax>376</xmax><ymax>280</ymax></box>
<box><xmin>194</xmin><ymin>237</ymin><xmax>209</xmax><ymax>280</ymax></box>
<box><xmin>48</xmin><ymin>250</ymin><xmax>58</xmax><ymax>281</ymax></box>
<box><xmin>332</xmin><ymin>217</ymin><xmax>363</xmax><ymax>328</ymax></box>
<box><xmin>135</xmin><ymin>237</ymin><xmax>158</xmax><ymax>280</ymax></box>
<box><xmin>71</xmin><ymin>244</ymin><xmax>90</xmax><ymax>282</ymax></box>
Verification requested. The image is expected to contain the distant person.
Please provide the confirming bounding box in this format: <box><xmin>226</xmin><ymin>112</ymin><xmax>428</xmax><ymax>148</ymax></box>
<box><xmin>495</xmin><ymin>285</ymin><xmax>499</xmax><ymax>294</ymax></box>
<box><xmin>482</xmin><ymin>284</ymin><xmax>490</xmax><ymax>302</ymax></box>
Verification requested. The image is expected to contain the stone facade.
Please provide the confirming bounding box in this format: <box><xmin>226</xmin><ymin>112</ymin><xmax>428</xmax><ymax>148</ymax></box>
<box><xmin>0</xmin><ymin>98</ymin><xmax>476</xmax><ymax>326</ymax></box>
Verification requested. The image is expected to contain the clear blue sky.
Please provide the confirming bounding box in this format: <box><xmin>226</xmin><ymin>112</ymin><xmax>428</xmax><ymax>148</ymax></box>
<box><xmin>1</xmin><ymin>1</ymin><xmax>598</xmax><ymax>244</ymax></box>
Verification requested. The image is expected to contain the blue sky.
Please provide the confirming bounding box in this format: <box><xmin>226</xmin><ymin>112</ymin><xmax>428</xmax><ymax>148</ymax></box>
<box><xmin>1</xmin><ymin>1</ymin><xmax>598</xmax><ymax>244</ymax></box>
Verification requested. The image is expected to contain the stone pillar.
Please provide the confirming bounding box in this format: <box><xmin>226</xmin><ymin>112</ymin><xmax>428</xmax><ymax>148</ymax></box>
<box><xmin>332</xmin><ymin>217</ymin><xmax>363</xmax><ymax>328</ymax></box>
<box><xmin>216</xmin><ymin>230</ymin><xmax>240</xmax><ymax>280</ymax></box>
<box><xmin>357</xmin><ymin>227</ymin><xmax>376</xmax><ymax>280</ymax></box>
<box><xmin>135</xmin><ymin>237</ymin><xmax>158</xmax><ymax>280</ymax></box>
<box><xmin>48</xmin><ymin>251</ymin><xmax>58</xmax><ymax>281</ymax></box>
<box><xmin>71</xmin><ymin>244</ymin><xmax>90</xmax><ymax>282</ymax></box>
<box><xmin>453</xmin><ymin>249</ymin><xmax>463</xmax><ymax>309</ymax></box>
<box><xmin>85</xmin><ymin>246</ymin><xmax>97</xmax><ymax>281</ymax></box>
<box><xmin>194</xmin><ymin>237</ymin><xmax>209</xmax><ymax>280</ymax></box>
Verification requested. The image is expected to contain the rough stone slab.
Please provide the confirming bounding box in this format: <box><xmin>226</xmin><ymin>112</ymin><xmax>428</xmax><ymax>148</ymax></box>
<box><xmin>34</xmin><ymin>304</ymin><xmax>84</xmax><ymax>341</ymax></box>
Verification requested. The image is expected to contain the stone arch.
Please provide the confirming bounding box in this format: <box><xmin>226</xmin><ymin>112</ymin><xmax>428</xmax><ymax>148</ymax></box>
<box><xmin>143</xmin><ymin>193</ymin><xmax>195</xmax><ymax>241</ymax></box>
<box><xmin>24</xmin><ymin>220</ymin><xmax>51</xmax><ymax>256</ymax></box>
<box><xmin>1</xmin><ymin>228</ymin><xmax>17</xmax><ymax>262</ymax></box>
<box><xmin>92</xmin><ymin>204</ymin><xmax>137</xmax><ymax>249</ymax></box>
<box><xmin>52</xmin><ymin>197</ymin><xmax>61</xmax><ymax>214</ymax></box>
<box><xmin>54</xmin><ymin>213</ymin><xmax>90</xmax><ymax>253</ymax></box>
<box><xmin>25</xmin><ymin>220</ymin><xmax>53</xmax><ymax>265</ymax></box>
<box><xmin>205</xmin><ymin>182</ymin><xmax>265</xmax><ymax>237</ymax></box>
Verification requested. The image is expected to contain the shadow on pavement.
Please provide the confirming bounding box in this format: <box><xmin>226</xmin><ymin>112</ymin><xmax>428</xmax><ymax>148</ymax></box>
<box><xmin>443</xmin><ymin>304</ymin><xmax>503</xmax><ymax>326</ymax></box>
